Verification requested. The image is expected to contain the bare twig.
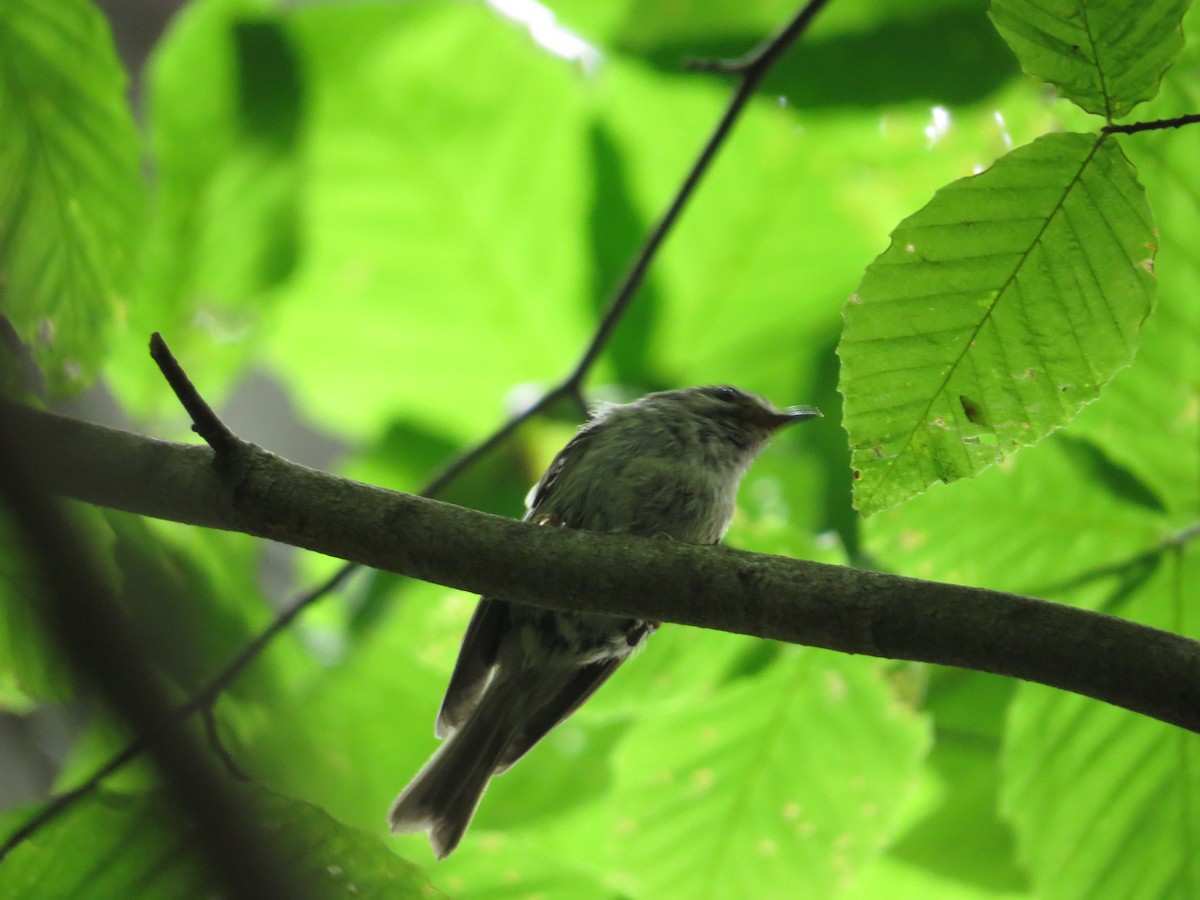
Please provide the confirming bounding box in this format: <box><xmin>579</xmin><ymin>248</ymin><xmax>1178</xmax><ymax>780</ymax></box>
<box><xmin>0</xmin><ymin>743</ymin><xmax>144</xmax><ymax>861</ymax></box>
<box><xmin>0</xmin><ymin>541</ymin><xmax>358</xmax><ymax>862</ymax></box>
<box><xmin>1030</xmin><ymin>521</ymin><xmax>1200</xmax><ymax>601</ymax></box>
<box><xmin>685</xmin><ymin>0</ymin><xmax>830</xmax><ymax>74</ymax></box>
<box><xmin>202</xmin><ymin>707</ymin><xmax>250</xmax><ymax>782</ymax></box>
<box><xmin>421</xmin><ymin>389</ymin><xmax>570</xmax><ymax>499</ymax></box>
<box><xmin>149</xmin><ymin>332</ymin><xmax>238</xmax><ymax>454</ymax></box>
<box><xmin>565</xmin><ymin>0</ymin><xmax>833</xmax><ymax>391</ymax></box>
<box><xmin>1102</xmin><ymin>113</ymin><xmax>1200</xmax><ymax>135</ymax></box>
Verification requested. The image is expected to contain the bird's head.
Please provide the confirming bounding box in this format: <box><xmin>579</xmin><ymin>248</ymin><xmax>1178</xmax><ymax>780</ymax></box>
<box><xmin>607</xmin><ymin>384</ymin><xmax>821</xmax><ymax>468</ymax></box>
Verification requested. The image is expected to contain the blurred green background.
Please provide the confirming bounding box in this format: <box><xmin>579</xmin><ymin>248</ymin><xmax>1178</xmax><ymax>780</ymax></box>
<box><xmin>1</xmin><ymin>0</ymin><xmax>1198</xmax><ymax>897</ymax></box>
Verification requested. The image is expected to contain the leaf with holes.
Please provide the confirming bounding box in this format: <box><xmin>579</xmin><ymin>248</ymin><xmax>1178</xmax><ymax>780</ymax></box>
<box><xmin>989</xmin><ymin>0</ymin><xmax>1189</xmax><ymax>119</ymax></box>
<box><xmin>839</xmin><ymin>132</ymin><xmax>1156</xmax><ymax>516</ymax></box>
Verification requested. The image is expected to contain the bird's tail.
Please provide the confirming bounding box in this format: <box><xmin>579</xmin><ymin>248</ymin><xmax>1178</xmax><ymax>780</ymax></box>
<box><xmin>388</xmin><ymin>673</ymin><xmax>524</xmax><ymax>859</ymax></box>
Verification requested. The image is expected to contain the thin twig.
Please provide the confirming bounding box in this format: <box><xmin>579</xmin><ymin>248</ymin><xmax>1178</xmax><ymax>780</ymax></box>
<box><xmin>203</xmin><ymin>707</ymin><xmax>250</xmax><ymax>782</ymax></box>
<box><xmin>564</xmin><ymin>0</ymin><xmax>833</xmax><ymax>390</ymax></box>
<box><xmin>149</xmin><ymin>332</ymin><xmax>238</xmax><ymax>454</ymax></box>
<box><xmin>684</xmin><ymin>0</ymin><xmax>830</xmax><ymax>75</ymax></box>
<box><xmin>0</xmin><ymin>0</ymin><xmax>835</xmax><ymax>860</ymax></box>
<box><xmin>0</xmin><ymin>742</ymin><xmax>144</xmax><ymax>861</ymax></box>
<box><xmin>422</xmin><ymin>388</ymin><xmax>568</xmax><ymax>499</ymax></box>
<box><xmin>1031</xmin><ymin>521</ymin><xmax>1200</xmax><ymax>600</ymax></box>
<box><xmin>1102</xmin><ymin>113</ymin><xmax>1200</xmax><ymax>135</ymax></box>
<box><xmin>0</xmin><ymin>557</ymin><xmax>358</xmax><ymax>862</ymax></box>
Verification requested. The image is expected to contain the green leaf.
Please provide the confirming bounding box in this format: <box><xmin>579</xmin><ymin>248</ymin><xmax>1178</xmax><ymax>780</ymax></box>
<box><xmin>1070</xmin><ymin>257</ymin><xmax>1199</xmax><ymax>515</ymax></box>
<box><xmin>1004</xmin><ymin>692</ymin><xmax>1200</xmax><ymax>900</ymax></box>
<box><xmin>989</xmin><ymin>0</ymin><xmax>1189</xmax><ymax>120</ymax></box>
<box><xmin>850</xmin><ymin>725</ymin><xmax>1030</xmax><ymax>899</ymax></box>
<box><xmin>423</xmin><ymin>833</ymin><xmax>617</xmax><ymax>898</ymax></box>
<box><xmin>585</xmin><ymin>121</ymin><xmax>668</xmax><ymax>388</ymax></box>
<box><xmin>255</xmin><ymin>1</ymin><xmax>600</xmax><ymax>443</ymax></box>
<box><xmin>890</xmin><ymin>724</ymin><xmax>1026</xmax><ymax>895</ymax></box>
<box><xmin>863</xmin><ymin>433</ymin><xmax>1166</xmax><ymax>599</ymax></box>
<box><xmin>0</xmin><ymin>0</ymin><xmax>145</xmax><ymax>394</ymax></box>
<box><xmin>100</xmin><ymin>512</ymin><xmax>282</xmax><ymax>698</ymax></box>
<box><xmin>247</xmin><ymin>578</ymin><xmax>467</xmax><ymax>833</ymax></box>
<box><xmin>0</xmin><ymin>786</ymin><xmax>439</xmax><ymax>899</ymax></box>
<box><xmin>592</xmin><ymin>651</ymin><xmax>929</xmax><ymax>898</ymax></box>
<box><xmin>0</xmin><ymin>502</ymin><xmax>120</xmax><ymax>703</ymax></box>
<box><xmin>1072</xmin><ymin>78</ymin><xmax>1200</xmax><ymax>513</ymax></box>
<box><xmin>1000</xmin><ymin>555</ymin><xmax>1200</xmax><ymax>900</ymax></box>
<box><xmin>582</xmin><ymin>51</ymin><xmax>1042</xmax><ymax>416</ymax></box>
<box><xmin>0</xmin><ymin>527</ymin><xmax>71</xmax><ymax>703</ymax></box>
<box><xmin>839</xmin><ymin>132</ymin><xmax>1156</xmax><ymax>516</ymax></box>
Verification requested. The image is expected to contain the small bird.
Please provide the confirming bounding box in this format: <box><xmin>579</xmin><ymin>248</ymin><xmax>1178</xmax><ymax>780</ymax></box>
<box><xmin>388</xmin><ymin>385</ymin><xmax>820</xmax><ymax>857</ymax></box>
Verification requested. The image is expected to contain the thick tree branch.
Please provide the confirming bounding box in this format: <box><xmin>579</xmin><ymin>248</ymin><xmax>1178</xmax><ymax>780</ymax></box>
<box><xmin>10</xmin><ymin>399</ymin><xmax>1200</xmax><ymax>734</ymax></box>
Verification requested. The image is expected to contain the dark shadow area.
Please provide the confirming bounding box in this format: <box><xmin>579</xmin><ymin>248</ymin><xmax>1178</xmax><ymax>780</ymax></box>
<box><xmin>617</xmin><ymin>5</ymin><xmax>1019</xmax><ymax>110</ymax></box>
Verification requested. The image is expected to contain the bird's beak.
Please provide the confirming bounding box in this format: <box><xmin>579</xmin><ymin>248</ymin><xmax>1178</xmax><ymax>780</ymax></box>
<box><xmin>771</xmin><ymin>405</ymin><xmax>822</xmax><ymax>428</ymax></box>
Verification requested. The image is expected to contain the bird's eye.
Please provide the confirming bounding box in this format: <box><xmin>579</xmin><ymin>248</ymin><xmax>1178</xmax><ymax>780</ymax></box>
<box><xmin>711</xmin><ymin>386</ymin><xmax>740</xmax><ymax>404</ymax></box>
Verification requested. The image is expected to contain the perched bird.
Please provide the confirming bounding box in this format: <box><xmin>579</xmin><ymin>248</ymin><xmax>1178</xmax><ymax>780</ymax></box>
<box><xmin>388</xmin><ymin>385</ymin><xmax>821</xmax><ymax>858</ymax></box>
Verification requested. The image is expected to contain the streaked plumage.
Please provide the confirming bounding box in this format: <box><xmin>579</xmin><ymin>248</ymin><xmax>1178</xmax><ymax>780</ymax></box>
<box><xmin>388</xmin><ymin>385</ymin><xmax>820</xmax><ymax>857</ymax></box>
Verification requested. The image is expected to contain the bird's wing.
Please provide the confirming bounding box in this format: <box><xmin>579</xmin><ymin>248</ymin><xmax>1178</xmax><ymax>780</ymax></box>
<box><xmin>524</xmin><ymin>423</ymin><xmax>596</xmax><ymax>515</ymax></box>
<box><xmin>438</xmin><ymin>419</ymin><xmax>599</xmax><ymax>743</ymax></box>
<box><xmin>493</xmin><ymin>656</ymin><xmax>624</xmax><ymax>773</ymax></box>
<box><xmin>435</xmin><ymin>598</ymin><xmax>511</xmax><ymax>739</ymax></box>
